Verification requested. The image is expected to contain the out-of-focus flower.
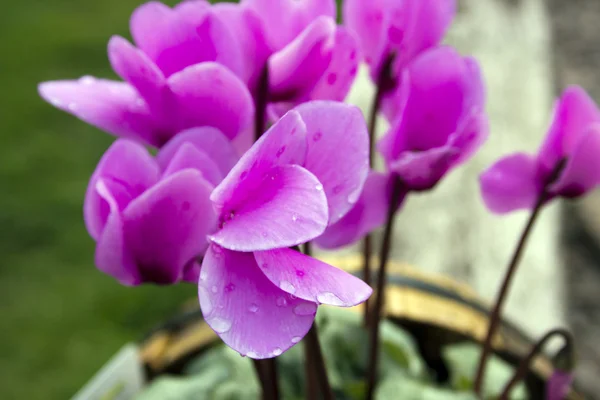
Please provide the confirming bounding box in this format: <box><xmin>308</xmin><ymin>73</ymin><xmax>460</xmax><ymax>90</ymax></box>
<box><xmin>481</xmin><ymin>86</ymin><xmax>600</xmax><ymax>214</ymax></box>
<box><xmin>39</xmin><ymin>1</ymin><xmax>254</xmax><ymax>148</ymax></box>
<box><xmin>546</xmin><ymin>371</ymin><xmax>573</xmax><ymax>400</ymax></box>
<box><xmin>198</xmin><ymin>102</ymin><xmax>372</xmax><ymax>358</ymax></box>
<box><xmin>85</xmin><ymin>127</ymin><xmax>238</xmax><ymax>285</ymax></box>
<box><xmin>379</xmin><ymin>46</ymin><xmax>488</xmax><ymax>192</ymax></box>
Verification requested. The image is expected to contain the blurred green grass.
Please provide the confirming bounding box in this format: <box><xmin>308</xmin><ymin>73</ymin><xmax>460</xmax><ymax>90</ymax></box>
<box><xmin>0</xmin><ymin>1</ymin><xmax>196</xmax><ymax>398</ymax></box>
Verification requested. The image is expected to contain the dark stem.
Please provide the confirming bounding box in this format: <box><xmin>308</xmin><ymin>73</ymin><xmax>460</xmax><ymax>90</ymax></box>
<box><xmin>254</xmin><ymin>64</ymin><xmax>270</xmax><ymax>141</ymax></box>
<box><xmin>263</xmin><ymin>358</ymin><xmax>280</xmax><ymax>400</ymax></box>
<box><xmin>303</xmin><ymin>241</ymin><xmax>312</xmax><ymax>257</ymax></box>
<box><xmin>252</xmin><ymin>359</ymin><xmax>269</xmax><ymax>400</ymax></box>
<box><xmin>365</xmin><ymin>176</ymin><xmax>404</xmax><ymax>400</ymax></box>
<box><xmin>304</xmin><ymin>339</ymin><xmax>319</xmax><ymax>399</ymax></box>
<box><xmin>498</xmin><ymin>328</ymin><xmax>573</xmax><ymax>400</ymax></box>
<box><xmin>305</xmin><ymin>323</ymin><xmax>334</xmax><ymax>400</ymax></box>
<box><xmin>473</xmin><ymin>159</ymin><xmax>567</xmax><ymax>395</ymax></box>
<box><xmin>362</xmin><ymin>54</ymin><xmax>395</xmax><ymax>326</ymax></box>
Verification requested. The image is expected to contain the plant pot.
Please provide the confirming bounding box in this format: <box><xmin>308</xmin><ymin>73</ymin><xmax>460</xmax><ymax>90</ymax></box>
<box><xmin>138</xmin><ymin>255</ymin><xmax>582</xmax><ymax>399</ymax></box>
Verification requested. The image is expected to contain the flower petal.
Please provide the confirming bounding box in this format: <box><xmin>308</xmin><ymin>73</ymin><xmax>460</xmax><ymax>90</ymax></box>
<box><xmin>130</xmin><ymin>1</ymin><xmax>242</xmax><ymax>77</ymax></box>
<box><xmin>161</xmin><ymin>143</ymin><xmax>222</xmax><ymax>187</ymax></box>
<box><xmin>315</xmin><ymin>172</ymin><xmax>400</xmax><ymax>248</ymax></box>
<box><xmin>254</xmin><ymin>248</ymin><xmax>372</xmax><ymax>306</ymax></box>
<box><xmin>199</xmin><ymin>245</ymin><xmax>316</xmax><ymax>358</ymax></box>
<box><xmin>157</xmin><ymin>127</ymin><xmax>238</xmax><ymax>178</ymax></box>
<box><xmin>121</xmin><ymin>170</ymin><xmax>217</xmax><ymax>284</ymax></box>
<box><xmin>479</xmin><ymin>153</ymin><xmax>541</xmax><ymax>214</ymax></box>
<box><xmin>210</xmin><ymin>165</ymin><xmax>328</xmax><ymax>252</ymax></box>
<box><xmin>211</xmin><ymin>110</ymin><xmax>307</xmax><ymax>213</ymax></box>
<box><xmin>38</xmin><ymin>78</ymin><xmax>159</xmax><ymax>145</ymax></box>
<box><xmin>84</xmin><ymin>139</ymin><xmax>160</xmax><ymax>240</ymax></box>
<box><xmin>167</xmin><ymin>62</ymin><xmax>254</xmax><ymax>140</ymax></box>
<box><xmin>342</xmin><ymin>0</ymin><xmax>389</xmax><ymax>69</ymax></box>
<box><xmin>550</xmin><ymin>125</ymin><xmax>600</xmax><ymax>197</ymax></box>
<box><xmin>268</xmin><ymin>16</ymin><xmax>336</xmax><ymax>102</ymax></box>
<box><xmin>295</xmin><ymin>101</ymin><xmax>369</xmax><ymax>223</ymax></box>
<box><xmin>389</xmin><ymin>146</ymin><xmax>459</xmax><ymax>191</ymax></box>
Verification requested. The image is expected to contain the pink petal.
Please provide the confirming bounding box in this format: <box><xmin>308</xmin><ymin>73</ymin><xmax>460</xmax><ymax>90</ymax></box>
<box><xmin>199</xmin><ymin>245</ymin><xmax>317</xmax><ymax>358</ymax></box>
<box><xmin>550</xmin><ymin>125</ymin><xmax>600</xmax><ymax>197</ymax></box>
<box><xmin>38</xmin><ymin>78</ymin><xmax>160</xmax><ymax>146</ymax></box>
<box><xmin>107</xmin><ymin>35</ymin><xmax>167</xmax><ymax>116</ymax></box>
<box><xmin>157</xmin><ymin>127</ymin><xmax>238</xmax><ymax>178</ymax></box>
<box><xmin>389</xmin><ymin>146</ymin><xmax>459</xmax><ymax>191</ymax></box>
<box><xmin>254</xmin><ymin>248</ymin><xmax>372</xmax><ymax>306</ymax></box>
<box><xmin>295</xmin><ymin>101</ymin><xmax>369</xmax><ymax>223</ymax></box>
<box><xmin>161</xmin><ymin>143</ymin><xmax>222</xmax><ymax>187</ymax></box>
<box><xmin>546</xmin><ymin>371</ymin><xmax>573</xmax><ymax>400</ymax></box>
<box><xmin>315</xmin><ymin>172</ymin><xmax>400</xmax><ymax>248</ymax></box>
<box><xmin>210</xmin><ymin>165</ymin><xmax>329</xmax><ymax>252</ymax></box>
<box><xmin>167</xmin><ymin>63</ymin><xmax>254</xmax><ymax>140</ymax></box>
<box><xmin>243</xmin><ymin>0</ymin><xmax>336</xmax><ymax>50</ymax></box>
<box><xmin>130</xmin><ymin>1</ymin><xmax>242</xmax><ymax>77</ymax></box>
<box><xmin>538</xmin><ymin>86</ymin><xmax>600</xmax><ymax>171</ymax></box>
<box><xmin>211</xmin><ymin>110</ymin><xmax>308</xmax><ymax>214</ymax></box>
<box><xmin>84</xmin><ymin>140</ymin><xmax>160</xmax><ymax>240</ymax></box>
<box><xmin>94</xmin><ymin>178</ymin><xmax>141</xmax><ymax>286</ymax></box>
<box><xmin>479</xmin><ymin>153</ymin><xmax>541</xmax><ymax>214</ymax></box>
<box><xmin>268</xmin><ymin>16</ymin><xmax>336</xmax><ymax>102</ymax></box>
<box><xmin>121</xmin><ymin>170</ymin><xmax>217</xmax><ymax>284</ymax></box>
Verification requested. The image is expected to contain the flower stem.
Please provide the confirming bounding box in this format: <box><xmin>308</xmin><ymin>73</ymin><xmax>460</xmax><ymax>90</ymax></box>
<box><xmin>252</xmin><ymin>358</ymin><xmax>279</xmax><ymax>400</ymax></box>
<box><xmin>362</xmin><ymin>54</ymin><xmax>396</xmax><ymax>326</ymax></box>
<box><xmin>365</xmin><ymin>176</ymin><xmax>404</xmax><ymax>400</ymax></box>
<box><xmin>473</xmin><ymin>159</ymin><xmax>567</xmax><ymax>395</ymax></box>
<box><xmin>498</xmin><ymin>328</ymin><xmax>573</xmax><ymax>399</ymax></box>
<box><xmin>254</xmin><ymin>65</ymin><xmax>270</xmax><ymax>141</ymax></box>
<box><xmin>305</xmin><ymin>323</ymin><xmax>334</xmax><ymax>400</ymax></box>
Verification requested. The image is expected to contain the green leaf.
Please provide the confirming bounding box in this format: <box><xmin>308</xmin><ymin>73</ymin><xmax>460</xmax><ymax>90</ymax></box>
<box><xmin>376</xmin><ymin>376</ymin><xmax>479</xmax><ymax>400</ymax></box>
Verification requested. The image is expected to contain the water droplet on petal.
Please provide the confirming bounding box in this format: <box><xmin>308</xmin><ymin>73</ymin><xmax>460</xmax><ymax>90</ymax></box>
<box><xmin>240</xmin><ymin>170</ymin><xmax>248</xmax><ymax>180</ymax></box>
<box><xmin>198</xmin><ymin>287</ymin><xmax>213</xmax><ymax>314</ymax></box>
<box><xmin>209</xmin><ymin>317</ymin><xmax>232</xmax><ymax>333</ymax></box>
<box><xmin>262</xmin><ymin>232</ymin><xmax>268</xmax><ymax>238</ymax></box>
<box><xmin>80</xmin><ymin>76</ymin><xmax>95</xmax><ymax>85</ymax></box>
<box><xmin>296</xmin><ymin>269</ymin><xmax>305</xmax><ymax>277</ymax></box>
<box><xmin>315</xmin><ymin>183</ymin><xmax>323</xmax><ymax>191</ymax></box>
<box><xmin>312</xmin><ymin>131</ymin><xmax>323</xmax><ymax>142</ymax></box>
<box><xmin>327</xmin><ymin>73</ymin><xmax>337</xmax><ymax>85</ymax></box>
<box><xmin>276</xmin><ymin>296</ymin><xmax>288</xmax><ymax>307</ymax></box>
<box><xmin>333</xmin><ymin>184</ymin><xmax>344</xmax><ymax>194</ymax></box>
<box><xmin>247</xmin><ymin>351</ymin><xmax>259</xmax><ymax>358</ymax></box>
<box><xmin>272</xmin><ymin>348</ymin><xmax>282</xmax><ymax>356</ymax></box>
<box><xmin>291</xmin><ymin>336</ymin><xmax>302</xmax><ymax>343</ymax></box>
<box><xmin>261</xmin><ymin>262</ymin><xmax>269</xmax><ymax>269</ymax></box>
<box><xmin>199</xmin><ymin>268</ymin><xmax>207</xmax><ymax>281</ymax></box>
<box><xmin>280</xmin><ymin>280</ymin><xmax>296</xmax><ymax>294</ymax></box>
<box><xmin>347</xmin><ymin>186</ymin><xmax>362</xmax><ymax>204</ymax></box>
<box><xmin>291</xmin><ymin>214</ymin><xmax>298</xmax><ymax>222</ymax></box>
<box><xmin>276</xmin><ymin>146</ymin><xmax>286</xmax><ymax>157</ymax></box>
<box><xmin>211</xmin><ymin>285</ymin><xmax>218</xmax><ymax>293</ymax></box>
<box><xmin>249</xmin><ymin>303</ymin><xmax>259</xmax><ymax>313</ymax></box>
<box><xmin>67</xmin><ymin>102</ymin><xmax>78</xmax><ymax>112</ymax></box>
<box><xmin>316</xmin><ymin>292</ymin><xmax>344</xmax><ymax>306</ymax></box>
<box><xmin>293</xmin><ymin>303</ymin><xmax>317</xmax><ymax>316</ymax></box>
<box><xmin>49</xmin><ymin>97</ymin><xmax>62</xmax><ymax>107</ymax></box>
<box><xmin>225</xmin><ymin>283</ymin><xmax>235</xmax><ymax>293</ymax></box>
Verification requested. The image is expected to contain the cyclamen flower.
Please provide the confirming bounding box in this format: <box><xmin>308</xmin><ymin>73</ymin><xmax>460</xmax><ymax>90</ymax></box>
<box><xmin>85</xmin><ymin>127</ymin><xmax>238</xmax><ymax>285</ymax></box>
<box><xmin>546</xmin><ymin>371</ymin><xmax>573</xmax><ymax>400</ymax></box>
<box><xmin>481</xmin><ymin>86</ymin><xmax>600</xmax><ymax>213</ymax></box>
<box><xmin>198</xmin><ymin>102</ymin><xmax>372</xmax><ymax>358</ymax></box>
<box><xmin>39</xmin><ymin>1</ymin><xmax>254</xmax><ymax>148</ymax></box>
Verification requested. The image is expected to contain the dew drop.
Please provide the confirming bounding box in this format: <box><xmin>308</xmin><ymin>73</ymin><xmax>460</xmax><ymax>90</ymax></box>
<box><xmin>291</xmin><ymin>214</ymin><xmax>298</xmax><ymax>222</ymax></box>
<box><xmin>199</xmin><ymin>268</ymin><xmax>208</xmax><ymax>281</ymax></box>
<box><xmin>276</xmin><ymin>146</ymin><xmax>286</xmax><ymax>157</ymax></box>
<box><xmin>293</xmin><ymin>303</ymin><xmax>317</xmax><ymax>316</ymax></box>
<box><xmin>327</xmin><ymin>73</ymin><xmax>337</xmax><ymax>85</ymax></box>
<box><xmin>211</xmin><ymin>285</ymin><xmax>218</xmax><ymax>293</ymax></box>
<box><xmin>209</xmin><ymin>317</ymin><xmax>232</xmax><ymax>333</ymax></box>
<box><xmin>288</xmin><ymin>293</ymin><xmax>297</xmax><ymax>300</ymax></box>
<box><xmin>261</xmin><ymin>262</ymin><xmax>269</xmax><ymax>269</ymax></box>
<box><xmin>262</xmin><ymin>232</ymin><xmax>268</xmax><ymax>238</ymax></box>
<box><xmin>198</xmin><ymin>287</ymin><xmax>213</xmax><ymax>314</ymax></box>
<box><xmin>80</xmin><ymin>76</ymin><xmax>95</xmax><ymax>85</ymax></box>
<box><xmin>272</xmin><ymin>348</ymin><xmax>283</xmax><ymax>356</ymax></box>
<box><xmin>312</xmin><ymin>131</ymin><xmax>323</xmax><ymax>142</ymax></box>
<box><xmin>280</xmin><ymin>280</ymin><xmax>296</xmax><ymax>294</ymax></box>
<box><xmin>315</xmin><ymin>183</ymin><xmax>324</xmax><ymax>191</ymax></box>
<box><xmin>347</xmin><ymin>186</ymin><xmax>362</xmax><ymax>204</ymax></box>
<box><xmin>295</xmin><ymin>269</ymin><xmax>305</xmax><ymax>277</ymax></box>
<box><xmin>247</xmin><ymin>351</ymin><xmax>259</xmax><ymax>358</ymax></box>
<box><xmin>291</xmin><ymin>336</ymin><xmax>302</xmax><ymax>343</ymax></box>
<box><xmin>225</xmin><ymin>283</ymin><xmax>235</xmax><ymax>293</ymax></box>
<box><xmin>276</xmin><ymin>296</ymin><xmax>288</xmax><ymax>307</ymax></box>
<box><xmin>49</xmin><ymin>97</ymin><xmax>62</xmax><ymax>107</ymax></box>
<box><xmin>240</xmin><ymin>170</ymin><xmax>248</xmax><ymax>180</ymax></box>
<box><xmin>316</xmin><ymin>292</ymin><xmax>344</xmax><ymax>306</ymax></box>
<box><xmin>249</xmin><ymin>303</ymin><xmax>259</xmax><ymax>313</ymax></box>
<box><xmin>67</xmin><ymin>102</ymin><xmax>78</xmax><ymax>112</ymax></box>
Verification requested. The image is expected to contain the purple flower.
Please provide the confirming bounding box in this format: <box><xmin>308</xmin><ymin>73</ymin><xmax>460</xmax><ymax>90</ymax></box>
<box><xmin>546</xmin><ymin>371</ymin><xmax>573</xmax><ymax>400</ymax></box>
<box><xmin>85</xmin><ymin>127</ymin><xmax>238</xmax><ymax>285</ymax></box>
<box><xmin>39</xmin><ymin>1</ymin><xmax>254</xmax><ymax>148</ymax></box>
<box><xmin>378</xmin><ymin>46</ymin><xmax>488</xmax><ymax>191</ymax></box>
<box><xmin>480</xmin><ymin>86</ymin><xmax>600</xmax><ymax>213</ymax></box>
<box><xmin>198</xmin><ymin>101</ymin><xmax>372</xmax><ymax>358</ymax></box>
<box><xmin>343</xmin><ymin>0</ymin><xmax>455</xmax><ymax>82</ymax></box>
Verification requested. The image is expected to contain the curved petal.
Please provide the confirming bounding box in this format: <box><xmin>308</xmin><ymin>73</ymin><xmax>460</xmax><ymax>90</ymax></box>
<box><xmin>479</xmin><ymin>153</ymin><xmax>541</xmax><ymax>214</ymax></box>
<box><xmin>122</xmin><ymin>170</ymin><xmax>217</xmax><ymax>284</ymax></box>
<box><xmin>268</xmin><ymin>16</ymin><xmax>336</xmax><ymax>102</ymax></box>
<box><xmin>38</xmin><ymin>78</ymin><xmax>159</xmax><ymax>145</ymax></box>
<box><xmin>85</xmin><ymin>140</ymin><xmax>160</xmax><ymax>240</ymax></box>
<box><xmin>211</xmin><ymin>110</ymin><xmax>307</xmax><ymax>213</ymax></box>
<box><xmin>243</xmin><ymin>0</ymin><xmax>336</xmax><ymax>50</ymax></box>
<box><xmin>130</xmin><ymin>1</ymin><xmax>242</xmax><ymax>77</ymax></box>
<box><xmin>210</xmin><ymin>165</ymin><xmax>328</xmax><ymax>252</ymax></box>
<box><xmin>550</xmin><ymin>125</ymin><xmax>600</xmax><ymax>198</ymax></box>
<box><xmin>315</xmin><ymin>172</ymin><xmax>399</xmax><ymax>249</ymax></box>
<box><xmin>295</xmin><ymin>101</ymin><xmax>369</xmax><ymax>223</ymax></box>
<box><xmin>161</xmin><ymin>143</ymin><xmax>222</xmax><ymax>187</ymax></box>
<box><xmin>167</xmin><ymin>62</ymin><xmax>254</xmax><ymax>140</ymax></box>
<box><xmin>157</xmin><ymin>127</ymin><xmax>238</xmax><ymax>178</ymax></box>
<box><xmin>94</xmin><ymin>179</ymin><xmax>140</xmax><ymax>286</ymax></box>
<box><xmin>199</xmin><ymin>245</ymin><xmax>316</xmax><ymax>358</ymax></box>
<box><xmin>342</xmin><ymin>0</ymin><xmax>388</xmax><ymax>69</ymax></box>
<box><xmin>538</xmin><ymin>86</ymin><xmax>600</xmax><ymax>170</ymax></box>
<box><xmin>107</xmin><ymin>36</ymin><xmax>167</xmax><ymax>115</ymax></box>
<box><xmin>389</xmin><ymin>146</ymin><xmax>459</xmax><ymax>191</ymax></box>
<box><xmin>254</xmin><ymin>248</ymin><xmax>372</xmax><ymax>306</ymax></box>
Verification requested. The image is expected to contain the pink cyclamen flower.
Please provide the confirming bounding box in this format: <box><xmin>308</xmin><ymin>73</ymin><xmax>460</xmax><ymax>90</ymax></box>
<box><xmin>378</xmin><ymin>46</ymin><xmax>488</xmax><ymax>192</ymax></box>
<box><xmin>546</xmin><ymin>371</ymin><xmax>573</xmax><ymax>400</ymax></box>
<box><xmin>343</xmin><ymin>0</ymin><xmax>455</xmax><ymax>83</ymax></box>
<box><xmin>85</xmin><ymin>127</ymin><xmax>238</xmax><ymax>285</ymax></box>
<box><xmin>198</xmin><ymin>101</ymin><xmax>372</xmax><ymax>358</ymax></box>
<box><xmin>39</xmin><ymin>1</ymin><xmax>254</xmax><ymax>148</ymax></box>
<box><xmin>215</xmin><ymin>0</ymin><xmax>360</xmax><ymax>117</ymax></box>
<box><xmin>480</xmin><ymin>86</ymin><xmax>600</xmax><ymax>213</ymax></box>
